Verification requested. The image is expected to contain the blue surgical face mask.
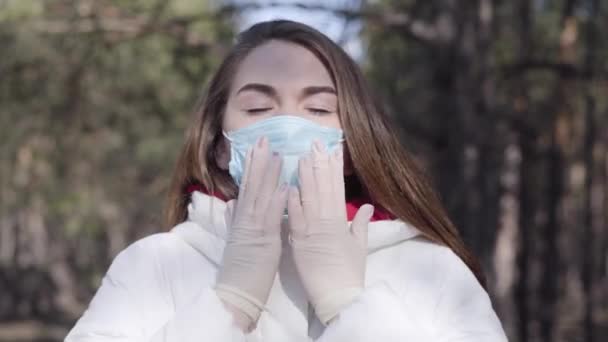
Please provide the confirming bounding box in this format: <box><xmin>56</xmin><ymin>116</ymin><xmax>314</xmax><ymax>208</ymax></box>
<box><xmin>222</xmin><ymin>115</ymin><xmax>344</xmax><ymax>187</ymax></box>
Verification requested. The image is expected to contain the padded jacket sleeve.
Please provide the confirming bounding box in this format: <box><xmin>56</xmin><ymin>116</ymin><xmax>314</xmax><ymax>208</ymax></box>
<box><xmin>64</xmin><ymin>234</ymin><xmax>247</xmax><ymax>342</ymax></box>
<box><xmin>316</xmin><ymin>246</ymin><xmax>508</xmax><ymax>342</ymax></box>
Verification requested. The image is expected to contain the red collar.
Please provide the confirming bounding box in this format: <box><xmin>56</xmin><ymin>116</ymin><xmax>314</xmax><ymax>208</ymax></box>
<box><xmin>185</xmin><ymin>181</ymin><xmax>395</xmax><ymax>222</ymax></box>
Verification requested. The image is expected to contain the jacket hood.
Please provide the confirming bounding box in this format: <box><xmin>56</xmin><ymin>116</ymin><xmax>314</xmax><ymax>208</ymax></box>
<box><xmin>172</xmin><ymin>191</ymin><xmax>421</xmax><ymax>266</ymax></box>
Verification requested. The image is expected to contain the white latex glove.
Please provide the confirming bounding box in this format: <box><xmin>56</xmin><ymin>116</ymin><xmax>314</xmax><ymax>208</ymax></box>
<box><xmin>287</xmin><ymin>140</ymin><xmax>375</xmax><ymax>325</ymax></box>
<box><xmin>215</xmin><ymin>136</ymin><xmax>288</xmax><ymax>328</ymax></box>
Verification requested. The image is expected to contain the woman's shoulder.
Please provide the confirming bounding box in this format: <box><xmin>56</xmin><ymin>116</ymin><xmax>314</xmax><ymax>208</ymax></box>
<box><xmin>392</xmin><ymin>232</ymin><xmax>504</xmax><ymax>338</ymax></box>
<box><xmin>380</xmin><ymin>232</ymin><xmax>491</xmax><ymax>318</ymax></box>
<box><xmin>113</xmin><ymin>231</ymin><xmax>188</xmax><ymax>262</ymax></box>
<box><xmin>105</xmin><ymin>229</ymin><xmax>212</xmax><ymax>285</ymax></box>
<box><xmin>406</xmin><ymin>235</ymin><xmax>480</xmax><ymax>276</ymax></box>
<box><xmin>387</xmin><ymin>232</ymin><xmax>485</xmax><ymax>293</ymax></box>
<box><xmin>386</xmin><ymin>229</ymin><xmax>454</xmax><ymax>264</ymax></box>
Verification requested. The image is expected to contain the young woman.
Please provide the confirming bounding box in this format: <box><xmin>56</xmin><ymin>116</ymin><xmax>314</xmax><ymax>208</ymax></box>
<box><xmin>65</xmin><ymin>20</ymin><xmax>508</xmax><ymax>342</ymax></box>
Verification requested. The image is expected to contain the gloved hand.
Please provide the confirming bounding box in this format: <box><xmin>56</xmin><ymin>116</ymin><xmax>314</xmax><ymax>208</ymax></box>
<box><xmin>215</xmin><ymin>136</ymin><xmax>288</xmax><ymax>329</ymax></box>
<box><xmin>287</xmin><ymin>140</ymin><xmax>375</xmax><ymax>325</ymax></box>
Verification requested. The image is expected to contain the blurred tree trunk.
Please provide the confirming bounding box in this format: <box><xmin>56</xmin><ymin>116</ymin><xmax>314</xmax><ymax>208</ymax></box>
<box><xmin>513</xmin><ymin>4</ymin><xmax>535</xmax><ymax>342</ymax></box>
<box><xmin>429</xmin><ymin>0</ymin><xmax>502</xmax><ymax>270</ymax></box>
<box><xmin>582</xmin><ymin>0</ymin><xmax>600</xmax><ymax>341</ymax></box>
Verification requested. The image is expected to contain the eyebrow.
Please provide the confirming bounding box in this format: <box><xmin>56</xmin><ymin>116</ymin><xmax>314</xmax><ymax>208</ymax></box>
<box><xmin>300</xmin><ymin>86</ymin><xmax>337</xmax><ymax>98</ymax></box>
<box><xmin>236</xmin><ymin>83</ymin><xmax>336</xmax><ymax>101</ymax></box>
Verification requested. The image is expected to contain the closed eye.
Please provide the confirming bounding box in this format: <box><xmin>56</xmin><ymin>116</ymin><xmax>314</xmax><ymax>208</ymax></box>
<box><xmin>308</xmin><ymin>108</ymin><xmax>332</xmax><ymax>115</ymax></box>
<box><xmin>246</xmin><ymin>108</ymin><xmax>272</xmax><ymax>114</ymax></box>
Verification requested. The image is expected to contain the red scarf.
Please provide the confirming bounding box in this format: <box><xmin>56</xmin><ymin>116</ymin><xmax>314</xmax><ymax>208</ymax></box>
<box><xmin>185</xmin><ymin>179</ymin><xmax>395</xmax><ymax>222</ymax></box>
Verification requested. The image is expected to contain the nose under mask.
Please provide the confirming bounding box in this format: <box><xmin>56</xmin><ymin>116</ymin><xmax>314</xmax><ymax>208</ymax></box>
<box><xmin>222</xmin><ymin>115</ymin><xmax>344</xmax><ymax>187</ymax></box>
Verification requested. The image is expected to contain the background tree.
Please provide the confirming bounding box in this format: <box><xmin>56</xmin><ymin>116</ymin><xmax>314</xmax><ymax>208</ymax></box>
<box><xmin>0</xmin><ymin>0</ymin><xmax>233</xmax><ymax>340</ymax></box>
<box><xmin>358</xmin><ymin>1</ymin><xmax>608</xmax><ymax>341</ymax></box>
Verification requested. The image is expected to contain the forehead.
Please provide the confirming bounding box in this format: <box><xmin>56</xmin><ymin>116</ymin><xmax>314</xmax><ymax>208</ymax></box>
<box><xmin>231</xmin><ymin>40</ymin><xmax>334</xmax><ymax>92</ymax></box>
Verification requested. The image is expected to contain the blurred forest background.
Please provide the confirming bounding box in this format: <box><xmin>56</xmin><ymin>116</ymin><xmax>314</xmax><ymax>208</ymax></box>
<box><xmin>0</xmin><ymin>0</ymin><xmax>606</xmax><ymax>341</ymax></box>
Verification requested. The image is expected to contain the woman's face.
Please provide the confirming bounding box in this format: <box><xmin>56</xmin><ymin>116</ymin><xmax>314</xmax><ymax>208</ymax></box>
<box><xmin>223</xmin><ymin>39</ymin><xmax>341</xmax><ymax>132</ymax></box>
<box><xmin>216</xmin><ymin>39</ymin><xmax>347</xmax><ymax>172</ymax></box>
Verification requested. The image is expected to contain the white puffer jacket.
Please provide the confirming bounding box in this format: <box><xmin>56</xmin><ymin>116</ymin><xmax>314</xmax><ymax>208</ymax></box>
<box><xmin>65</xmin><ymin>191</ymin><xmax>508</xmax><ymax>342</ymax></box>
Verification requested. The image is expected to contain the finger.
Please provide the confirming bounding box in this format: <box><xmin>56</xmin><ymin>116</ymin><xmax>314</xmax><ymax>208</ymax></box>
<box><xmin>264</xmin><ymin>183</ymin><xmax>289</xmax><ymax>234</ymax></box>
<box><xmin>238</xmin><ymin>147</ymin><xmax>254</xmax><ymax>198</ymax></box>
<box><xmin>242</xmin><ymin>136</ymin><xmax>271</xmax><ymax>213</ymax></box>
<box><xmin>329</xmin><ymin>144</ymin><xmax>346</xmax><ymax>220</ymax></box>
<box><xmin>287</xmin><ymin>186</ymin><xmax>307</xmax><ymax>240</ymax></box>
<box><xmin>350</xmin><ymin>204</ymin><xmax>374</xmax><ymax>248</ymax></box>
<box><xmin>298</xmin><ymin>153</ymin><xmax>318</xmax><ymax>220</ymax></box>
<box><xmin>312</xmin><ymin>140</ymin><xmax>333</xmax><ymax>218</ymax></box>
<box><xmin>330</xmin><ymin>144</ymin><xmax>345</xmax><ymax>202</ymax></box>
<box><xmin>256</xmin><ymin>152</ymin><xmax>283</xmax><ymax>212</ymax></box>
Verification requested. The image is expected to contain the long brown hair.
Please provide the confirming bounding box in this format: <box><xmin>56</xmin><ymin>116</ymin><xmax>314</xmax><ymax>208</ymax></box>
<box><xmin>164</xmin><ymin>20</ymin><xmax>486</xmax><ymax>287</ymax></box>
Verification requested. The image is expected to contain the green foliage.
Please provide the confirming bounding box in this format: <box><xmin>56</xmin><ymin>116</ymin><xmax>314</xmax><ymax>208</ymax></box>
<box><xmin>0</xmin><ymin>0</ymin><xmax>234</xmax><ymax>310</ymax></box>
